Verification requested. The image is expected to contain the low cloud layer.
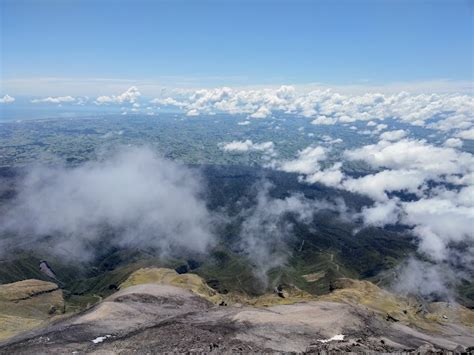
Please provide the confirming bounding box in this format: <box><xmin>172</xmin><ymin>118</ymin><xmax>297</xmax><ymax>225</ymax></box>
<box><xmin>277</xmin><ymin>136</ymin><xmax>474</xmax><ymax>297</ymax></box>
<box><xmin>148</xmin><ymin>86</ymin><xmax>473</xmax><ymax>138</ymax></box>
<box><xmin>238</xmin><ymin>180</ymin><xmax>347</xmax><ymax>284</ymax></box>
<box><xmin>391</xmin><ymin>258</ymin><xmax>459</xmax><ymax>301</ymax></box>
<box><xmin>0</xmin><ymin>147</ymin><xmax>215</xmax><ymax>259</ymax></box>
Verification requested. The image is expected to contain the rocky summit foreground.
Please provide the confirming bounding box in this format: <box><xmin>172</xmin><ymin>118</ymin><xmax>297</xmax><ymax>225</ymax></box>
<box><xmin>0</xmin><ymin>268</ymin><xmax>473</xmax><ymax>354</ymax></box>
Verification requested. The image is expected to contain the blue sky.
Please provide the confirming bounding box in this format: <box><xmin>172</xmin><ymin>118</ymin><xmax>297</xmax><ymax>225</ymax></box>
<box><xmin>1</xmin><ymin>0</ymin><xmax>473</xmax><ymax>96</ymax></box>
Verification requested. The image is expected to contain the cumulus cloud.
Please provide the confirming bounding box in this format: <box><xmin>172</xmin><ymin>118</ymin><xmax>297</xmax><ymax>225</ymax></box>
<box><xmin>342</xmin><ymin>169</ymin><xmax>426</xmax><ymax>201</ymax></box>
<box><xmin>359</xmin><ymin>199</ymin><xmax>401</xmax><ymax>227</ymax></box>
<box><xmin>374</xmin><ymin>123</ymin><xmax>388</xmax><ymax>132</ymax></box>
<box><xmin>150</xmin><ymin>85</ymin><xmax>298</xmax><ymax>118</ymax></box>
<box><xmin>456</xmin><ymin>128</ymin><xmax>474</xmax><ymax>140</ymax></box>
<box><xmin>311</xmin><ymin>115</ymin><xmax>338</xmax><ymax>125</ymax></box>
<box><xmin>344</xmin><ymin>138</ymin><xmax>473</xmax><ymax>176</ymax></box>
<box><xmin>13</xmin><ymin>83</ymin><xmax>471</xmax><ymax>133</ymax></box>
<box><xmin>303</xmin><ymin>162</ymin><xmax>344</xmax><ymax>187</ymax></box>
<box><xmin>150</xmin><ymin>97</ymin><xmax>186</xmax><ymax>108</ymax></box>
<box><xmin>280</xmin><ymin>146</ymin><xmax>327</xmax><ymax>174</ymax></box>
<box><xmin>0</xmin><ymin>147</ymin><xmax>215</xmax><ymax>259</ymax></box>
<box><xmin>401</xmin><ymin>193</ymin><xmax>474</xmax><ymax>262</ymax></box>
<box><xmin>149</xmin><ymin>87</ymin><xmax>472</xmax><ymax>135</ymax></box>
<box><xmin>220</xmin><ymin>140</ymin><xmax>254</xmax><ymax>152</ymax></box>
<box><xmin>345</xmin><ymin>140</ymin><xmax>473</xmax><ymax>284</ymax></box>
<box><xmin>276</xmin><ymin>136</ymin><xmax>474</xmax><ymax>298</ymax></box>
<box><xmin>219</xmin><ymin>140</ymin><xmax>275</xmax><ymax>156</ymax></box>
<box><xmin>96</xmin><ymin>86</ymin><xmax>141</xmax><ymax>105</ymax></box>
<box><xmin>31</xmin><ymin>96</ymin><xmax>76</xmax><ymax>104</ymax></box>
<box><xmin>0</xmin><ymin>94</ymin><xmax>15</xmax><ymax>104</ymax></box>
<box><xmin>250</xmin><ymin>106</ymin><xmax>271</xmax><ymax>119</ymax></box>
<box><xmin>379</xmin><ymin>129</ymin><xmax>407</xmax><ymax>141</ymax></box>
<box><xmin>186</xmin><ymin>109</ymin><xmax>200</xmax><ymax>116</ymax></box>
<box><xmin>443</xmin><ymin>137</ymin><xmax>463</xmax><ymax>148</ymax></box>
<box><xmin>279</xmin><ymin>146</ymin><xmax>343</xmax><ymax>187</ymax></box>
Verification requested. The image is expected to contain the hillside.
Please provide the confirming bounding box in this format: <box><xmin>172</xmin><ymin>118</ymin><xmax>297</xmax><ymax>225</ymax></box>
<box><xmin>1</xmin><ymin>268</ymin><xmax>472</xmax><ymax>353</ymax></box>
<box><xmin>0</xmin><ymin>279</ymin><xmax>65</xmax><ymax>341</ymax></box>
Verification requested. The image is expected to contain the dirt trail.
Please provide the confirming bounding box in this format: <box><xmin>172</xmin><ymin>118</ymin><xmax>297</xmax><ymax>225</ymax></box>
<box><xmin>330</xmin><ymin>253</ymin><xmax>340</xmax><ymax>271</ymax></box>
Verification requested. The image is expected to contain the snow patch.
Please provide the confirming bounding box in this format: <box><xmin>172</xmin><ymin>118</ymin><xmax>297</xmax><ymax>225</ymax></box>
<box><xmin>318</xmin><ymin>334</ymin><xmax>345</xmax><ymax>343</ymax></box>
<box><xmin>92</xmin><ymin>335</ymin><xmax>111</xmax><ymax>344</ymax></box>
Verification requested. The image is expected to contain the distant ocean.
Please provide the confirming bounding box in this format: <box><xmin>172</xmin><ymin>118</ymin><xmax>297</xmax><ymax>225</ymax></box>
<box><xmin>0</xmin><ymin>107</ymin><xmax>116</xmax><ymax>122</ymax></box>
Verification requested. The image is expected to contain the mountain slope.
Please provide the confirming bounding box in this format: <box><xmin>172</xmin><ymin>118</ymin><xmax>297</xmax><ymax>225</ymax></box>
<box><xmin>1</xmin><ymin>268</ymin><xmax>472</xmax><ymax>353</ymax></box>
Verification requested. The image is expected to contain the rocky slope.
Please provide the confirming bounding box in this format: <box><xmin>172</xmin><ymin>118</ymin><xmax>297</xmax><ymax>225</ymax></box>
<box><xmin>0</xmin><ymin>268</ymin><xmax>472</xmax><ymax>353</ymax></box>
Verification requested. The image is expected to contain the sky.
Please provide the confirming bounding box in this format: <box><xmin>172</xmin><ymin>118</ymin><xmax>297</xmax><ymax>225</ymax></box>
<box><xmin>1</xmin><ymin>0</ymin><xmax>473</xmax><ymax>97</ymax></box>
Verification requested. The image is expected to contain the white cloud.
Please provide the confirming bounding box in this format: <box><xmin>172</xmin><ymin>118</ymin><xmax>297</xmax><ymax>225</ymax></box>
<box><xmin>219</xmin><ymin>140</ymin><xmax>275</xmax><ymax>156</ymax></box>
<box><xmin>276</xmin><ymin>136</ymin><xmax>474</xmax><ymax>296</ymax></box>
<box><xmin>250</xmin><ymin>106</ymin><xmax>271</xmax><ymax>119</ymax></box>
<box><xmin>379</xmin><ymin>129</ymin><xmax>407</xmax><ymax>141</ymax></box>
<box><xmin>150</xmin><ymin>85</ymin><xmax>297</xmax><ymax>118</ymax></box>
<box><xmin>220</xmin><ymin>140</ymin><xmax>254</xmax><ymax>152</ymax></box>
<box><xmin>186</xmin><ymin>109</ymin><xmax>199</xmax><ymax>116</ymax></box>
<box><xmin>279</xmin><ymin>146</ymin><xmax>343</xmax><ymax>187</ymax></box>
<box><xmin>303</xmin><ymin>162</ymin><xmax>344</xmax><ymax>187</ymax></box>
<box><xmin>4</xmin><ymin>77</ymin><xmax>472</xmax><ymax>97</ymax></box>
<box><xmin>360</xmin><ymin>199</ymin><xmax>400</xmax><ymax>227</ymax></box>
<box><xmin>342</xmin><ymin>140</ymin><xmax>474</xmax><ymax>262</ymax></box>
<box><xmin>31</xmin><ymin>96</ymin><xmax>76</xmax><ymax>104</ymax></box>
<box><xmin>344</xmin><ymin>138</ymin><xmax>473</xmax><ymax>176</ymax></box>
<box><xmin>0</xmin><ymin>94</ymin><xmax>15</xmax><ymax>104</ymax></box>
<box><xmin>150</xmin><ymin>97</ymin><xmax>186</xmax><ymax>107</ymax></box>
<box><xmin>311</xmin><ymin>115</ymin><xmax>337</xmax><ymax>125</ymax></box>
<box><xmin>402</xmin><ymin>195</ymin><xmax>474</xmax><ymax>262</ymax></box>
<box><xmin>145</xmin><ymin>86</ymin><xmax>472</xmax><ymax>134</ymax></box>
<box><xmin>95</xmin><ymin>86</ymin><xmax>141</xmax><ymax>105</ymax></box>
<box><xmin>392</xmin><ymin>258</ymin><xmax>457</xmax><ymax>300</ymax></box>
<box><xmin>0</xmin><ymin>147</ymin><xmax>215</xmax><ymax>259</ymax></box>
<box><xmin>343</xmin><ymin>169</ymin><xmax>425</xmax><ymax>201</ymax></box>
<box><xmin>252</xmin><ymin>141</ymin><xmax>275</xmax><ymax>153</ymax></box>
<box><xmin>280</xmin><ymin>146</ymin><xmax>327</xmax><ymax>174</ymax></box>
<box><xmin>456</xmin><ymin>128</ymin><xmax>474</xmax><ymax>140</ymax></box>
<box><xmin>443</xmin><ymin>137</ymin><xmax>463</xmax><ymax>148</ymax></box>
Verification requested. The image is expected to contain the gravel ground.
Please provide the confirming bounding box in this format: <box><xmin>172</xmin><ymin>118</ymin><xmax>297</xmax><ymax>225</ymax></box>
<box><xmin>1</xmin><ymin>284</ymin><xmax>473</xmax><ymax>354</ymax></box>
